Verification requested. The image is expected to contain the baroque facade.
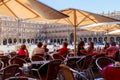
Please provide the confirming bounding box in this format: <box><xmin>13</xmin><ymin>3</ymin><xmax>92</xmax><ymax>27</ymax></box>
<box><xmin>0</xmin><ymin>11</ymin><xmax>120</xmax><ymax>45</ymax></box>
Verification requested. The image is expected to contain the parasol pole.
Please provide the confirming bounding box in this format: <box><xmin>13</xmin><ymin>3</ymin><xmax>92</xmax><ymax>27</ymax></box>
<box><xmin>74</xmin><ymin>26</ymin><xmax>77</xmax><ymax>56</ymax></box>
<box><xmin>17</xmin><ymin>18</ymin><xmax>20</xmax><ymax>44</ymax></box>
<box><xmin>106</xmin><ymin>25</ymin><xmax>109</xmax><ymax>43</ymax></box>
<box><xmin>73</xmin><ymin>9</ymin><xmax>77</xmax><ymax>56</ymax></box>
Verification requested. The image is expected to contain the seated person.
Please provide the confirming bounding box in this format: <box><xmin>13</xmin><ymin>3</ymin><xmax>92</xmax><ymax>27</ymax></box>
<box><xmin>32</xmin><ymin>42</ymin><xmax>45</xmax><ymax>56</ymax></box>
<box><xmin>77</xmin><ymin>41</ymin><xmax>87</xmax><ymax>56</ymax></box>
<box><xmin>43</xmin><ymin>44</ymin><xmax>49</xmax><ymax>53</ymax></box>
<box><xmin>17</xmin><ymin>44</ymin><xmax>29</xmax><ymax>57</ymax></box>
<box><xmin>86</xmin><ymin>42</ymin><xmax>95</xmax><ymax>55</ymax></box>
<box><xmin>56</xmin><ymin>41</ymin><xmax>69</xmax><ymax>58</ymax></box>
<box><xmin>106</xmin><ymin>42</ymin><xmax>119</xmax><ymax>59</ymax></box>
<box><xmin>100</xmin><ymin>42</ymin><xmax>110</xmax><ymax>54</ymax></box>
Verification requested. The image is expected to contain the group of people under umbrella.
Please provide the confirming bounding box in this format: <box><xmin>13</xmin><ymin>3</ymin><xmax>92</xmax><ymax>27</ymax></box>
<box><xmin>14</xmin><ymin>40</ymin><xmax>120</xmax><ymax>80</ymax></box>
<box><xmin>17</xmin><ymin>40</ymin><xmax>120</xmax><ymax>62</ymax></box>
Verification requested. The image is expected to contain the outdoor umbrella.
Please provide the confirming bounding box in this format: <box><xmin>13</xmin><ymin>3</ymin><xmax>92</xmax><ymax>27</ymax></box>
<box><xmin>52</xmin><ymin>8</ymin><xmax>120</xmax><ymax>56</ymax></box>
<box><xmin>0</xmin><ymin>0</ymin><xmax>68</xmax><ymax>20</ymax></box>
<box><xmin>80</xmin><ymin>22</ymin><xmax>120</xmax><ymax>42</ymax></box>
<box><xmin>107</xmin><ymin>29</ymin><xmax>120</xmax><ymax>35</ymax></box>
<box><xmin>0</xmin><ymin>0</ymin><xmax>69</xmax><ymax>44</ymax></box>
<box><xmin>80</xmin><ymin>22</ymin><xmax>120</xmax><ymax>32</ymax></box>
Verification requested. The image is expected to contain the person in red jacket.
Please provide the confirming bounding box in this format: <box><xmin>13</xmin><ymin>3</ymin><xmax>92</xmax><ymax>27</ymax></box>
<box><xmin>18</xmin><ymin>44</ymin><xmax>29</xmax><ymax>57</ymax></box>
<box><xmin>57</xmin><ymin>41</ymin><xmax>69</xmax><ymax>58</ymax></box>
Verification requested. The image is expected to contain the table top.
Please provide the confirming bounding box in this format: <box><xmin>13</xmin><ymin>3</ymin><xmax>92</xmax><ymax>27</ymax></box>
<box><xmin>31</xmin><ymin>60</ymin><xmax>50</xmax><ymax>65</ymax></box>
<box><xmin>67</xmin><ymin>55</ymin><xmax>85</xmax><ymax>59</ymax></box>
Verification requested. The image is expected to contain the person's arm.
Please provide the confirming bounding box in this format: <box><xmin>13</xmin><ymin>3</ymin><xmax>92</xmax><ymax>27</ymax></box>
<box><xmin>80</xmin><ymin>48</ymin><xmax>87</xmax><ymax>55</ymax></box>
<box><xmin>86</xmin><ymin>47</ymin><xmax>91</xmax><ymax>52</ymax></box>
<box><xmin>25</xmin><ymin>48</ymin><xmax>29</xmax><ymax>57</ymax></box>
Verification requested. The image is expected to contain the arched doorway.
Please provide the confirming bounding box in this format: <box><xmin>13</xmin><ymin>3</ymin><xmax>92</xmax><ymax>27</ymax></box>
<box><xmin>23</xmin><ymin>39</ymin><xmax>26</xmax><ymax>43</ymax></box>
<box><xmin>8</xmin><ymin>38</ymin><xmax>12</xmax><ymax>44</ymax></box>
<box><xmin>61</xmin><ymin>39</ymin><xmax>63</xmax><ymax>43</ymax></box>
<box><xmin>98</xmin><ymin>37</ymin><xmax>103</xmax><ymax>45</ymax></box>
<box><xmin>35</xmin><ymin>39</ymin><xmax>38</xmax><ymax>44</ymax></box>
<box><xmin>69</xmin><ymin>33</ymin><xmax>74</xmax><ymax>45</ymax></box>
<box><xmin>31</xmin><ymin>39</ymin><xmax>34</xmax><ymax>44</ymax></box>
<box><xmin>116</xmin><ymin>37</ymin><xmax>120</xmax><ymax>42</ymax></box>
<box><xmin>65</xmin><ymin>38</ymin><xmax>67</xmax><ymax>42</ymax></box>
<box><xmin>88</xmin><ymin>37</ymin><xmax>92</xmax><ymax>42</ymax></box>
<box><xmin>50</xmin><ymin>39</ymin><xmax>53</xmax><ymax>44</ymax></box>
<box><xmin>110</xmin><ymin>37</ymin><xmax>115</xmax><ymax>43</ymax></box>
<box><xmin>57</xmin><ymin>39</ymin><xmax>60</xmax><ymax>44</ymax></box>
<box><xmin>93</xmin><ymin>37</ymin><xmax>97</xmax><ymax>43</ymax></box>
<box><xmin>84</xmin><ymin>38</ymin><xmax>87</xmax><ymax>43</ymax></box>
<box><xmin>27</xmin><ymin>39</ymin><xmax>30</xmax><ymax>43</ymax></box>
<box><xmin>54</xmin><ymin>39</ymin><xmax>56</xmax><ymax>43</ymax></box>
<box><xmin>104</xmin><ymin>37</ymin><xmax>107</xmax><ymax>42</ymax></box>
<box><xmin>13</xmin><ymin>38</ymin><xmax>17</xmax><ymax>44</ymax></box>
<box><xmin>3</xmin><ymin>38</ymin><xmax>7</xmax><ymax>45</ymax></box>
<box><xmin>19</xmin><ymin>39</ymin><xmax>21</xmax><ymax>43</ymax></box>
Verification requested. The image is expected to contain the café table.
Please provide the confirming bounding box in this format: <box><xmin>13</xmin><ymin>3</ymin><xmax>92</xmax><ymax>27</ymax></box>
<box><xmin>31</xmin><ymin>60</ymin><xmax>50</xmax><ymax>69</ymax></box>
<box><xmin>102</xmin><ymin>64</ymin><xmax>120</xmax><ymax>80</ymax></box>
<box><xmin>64</xmin><ymin>56</ymin><xmax>86</xmax><ymax>69</ymax></box>
<box><xmin>22</xmin><ymin>61</ymin><xmax>50</xmax><ymax>77</ymax></box>
<box><xmin>30</xmin><ymin>61</ymin><xmax>50</xmax><ymax>76</ymax></box>
<box><xmin>67</xmin><ymin>55</ymin><xmax>85</xmax><ymax>59</ymax></box>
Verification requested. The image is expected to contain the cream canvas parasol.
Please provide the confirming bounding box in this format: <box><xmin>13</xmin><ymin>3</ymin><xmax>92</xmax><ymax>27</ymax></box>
<box><xmin>0</xmin><ymin>0</ymin><xmax>68</xmax><ymax>20</ymax></box>
<box><xmin>51</xmin><ymin>8</ymin><xmax>120</xmax><ymax>55</ymax></box>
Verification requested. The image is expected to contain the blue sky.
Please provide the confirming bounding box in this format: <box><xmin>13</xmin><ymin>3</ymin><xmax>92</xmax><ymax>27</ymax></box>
<box><xmin>39</xmin><ymin>0</ymin><xmax>120</xmax><ymax>14</ymax></box>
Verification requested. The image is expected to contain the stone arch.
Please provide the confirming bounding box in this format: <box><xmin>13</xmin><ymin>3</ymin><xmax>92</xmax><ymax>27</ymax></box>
<box><xmin>19</xmin><ymin>39</ymin><xmax>21</xmax><ymax>43</ymax></box>
<box><xmin>54</xmin><ymin>39</ymin><xmax>56</xmax><ymax>43</ymax></box>
<box><xmin>23</xmin><ymin>39</ymin><xmax>26</xmax><ymax>43</ymax></box>
<box><xmin>13</xmin><ymin>38</ymin><xmax>17</xmax><ymax>44</ymax></box>
<box><xmin>31</xmin><ymin>39</ymin><xmax>34</xmax><ymax>44</ymax></box>
<box><xmin>98</xmin><ymin>37</ymin><xmax>104</xmax><ymax>45</ymax></box>
<box><xmin>35</xmin><ymin>39</ymin><xmax>38</xmax><ymax>44</ymax></box>
<box><xmin>84</xmin><ymin>38</ymin><xmax>87</xmax><ymax>43</ymax></box>
<box><xmin>110</xmin><ymin>37</ymin><xmax>115</xmax><ymax>43</ymax></box>
<box><xmin>61</xmin><ymin>38</ymin><xmax>63</xmax><ymax>43</ymax></box>
<box><xmin>104</xmin><ymin>37</ymin><xmax>107</xmax><ymax>42</ymax></box>
<box><xmin>116</xmin><ymin>37</ymin><xmax>120</xmax><ymax>42</ymax></box>
<box><xmin>3</xmin><ymin>38</ymin><xmax>7</xmax><ymax>45</ymax></box>
<box><xmin>8</xmin><ymin>38</ymin><xmax>12</xmax><ymax>44</ymax></box>
<box><xmin>50</xmin><ymin>39</ymin><xmax>53</xmax><ymax>44</ymax></box>
<box><xmin>88</xmin><ymin>37</ymin><xmax>92</xmax><ymax>42</ymax></box>
<box><xmin>99</xmin><ymin>37</ymin><xmax>103</xmax><ymax>42</ymax></box>
<box><xmin>27</xmin><ymin>39</ymin><xmax>30</xmax><ymax>43</ymax></box>
<box><xmin>93</xmin><ymin>37</ymin><xmax>97</xmax><ymax>43</ymax></box>
<box><xmin>65</xmin><ymin>38</ymin><xmax>67</xmax><ymax>42</ymax></box>
<box><xmin>57</xmin><ymin>39</ymin><xmax>60</xmax><ymax>44</ymax></box>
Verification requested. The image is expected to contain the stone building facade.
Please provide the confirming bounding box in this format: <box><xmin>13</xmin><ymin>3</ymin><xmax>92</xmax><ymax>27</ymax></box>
<box><xmin>0</xmin><ymin>11</ymin><xmax>120</xmax><ymax>45</ymax></box>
